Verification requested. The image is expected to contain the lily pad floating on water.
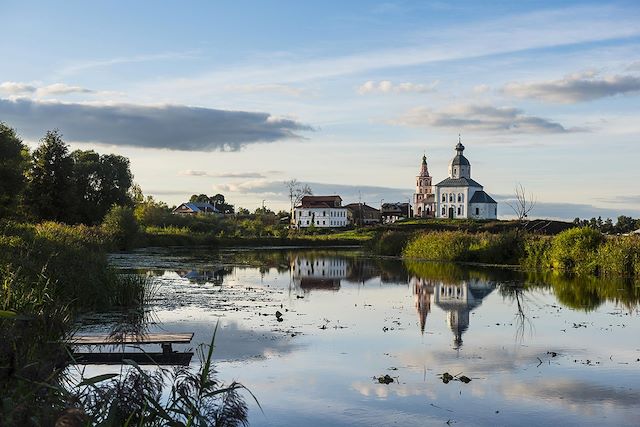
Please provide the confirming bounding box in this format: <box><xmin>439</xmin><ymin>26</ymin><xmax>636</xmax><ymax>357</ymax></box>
<box><xmin>439</xmin><ymin>372</ymin><xmax>472</xmax><ymax>384</ymax></box>
<box><xmin>377</xmin><ymin>374</ymin><xmax>394</xmax><ymax>384</ymax></box>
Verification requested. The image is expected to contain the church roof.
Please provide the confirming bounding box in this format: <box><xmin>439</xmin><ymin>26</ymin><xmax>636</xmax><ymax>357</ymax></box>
<box><xmin>469</xmin><ymin>190</ymin><xmax>497</xmax><ymax>204</ymax></box>
<box><xmin>451</xmin><ymin>154</ymin><xmax>470</xmax><ymax>166</ymax></box>
<box><xmin>435</xmin><ymin>177</ymin><xmax>483</xmax><ymax>188</ymax></box>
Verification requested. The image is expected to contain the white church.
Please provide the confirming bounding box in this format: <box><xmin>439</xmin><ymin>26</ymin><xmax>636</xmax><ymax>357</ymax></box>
<box><xmin>413</xmin><ymin>138</ymin><xmax>497</xmax><ymax>220</ymax></box>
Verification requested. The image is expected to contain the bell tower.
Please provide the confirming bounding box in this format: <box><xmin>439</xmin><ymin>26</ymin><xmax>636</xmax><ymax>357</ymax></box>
<box><xmin>413</xmin><ymin>153</ymin><xmax>435</xmax><ymax>217</ymax></box>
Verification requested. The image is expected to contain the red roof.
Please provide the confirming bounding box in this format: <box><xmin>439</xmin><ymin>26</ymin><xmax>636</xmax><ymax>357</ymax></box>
<box><xmin>298</xmin><ymin>195</ymin><xmax>342</xmax><ymax>208</ymax></box>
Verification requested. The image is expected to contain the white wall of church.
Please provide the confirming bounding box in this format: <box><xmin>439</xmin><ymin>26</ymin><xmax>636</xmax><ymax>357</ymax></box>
<box><xmin>469</xmin><ymin>203</ymin><xmax>497</xmax><ymax>219</ymax></box>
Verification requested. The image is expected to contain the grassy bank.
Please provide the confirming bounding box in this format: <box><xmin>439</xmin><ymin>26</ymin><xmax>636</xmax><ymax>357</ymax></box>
<box><xmin>140</xmin><ymin>226</ymin><xmax>374</xmax><ymax>248</ymax></box>
<box><xmin>0</xmin><ymin>220</ymin><xmax>151</xmax><ymax>425</ymax></box>
<box><xmin>400</xmin><ymin>227</ymin><xmax>640</xmax><ymax>278</ymax></box>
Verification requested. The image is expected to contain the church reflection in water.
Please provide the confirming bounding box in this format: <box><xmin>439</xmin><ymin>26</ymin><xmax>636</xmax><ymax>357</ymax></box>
<box><xmin>412</xmin><ymin>276</ymin><xmax>495</xmax><ymax>348</ymax></box>
<box><xmin>290</xmin><ymin>255</ymin><xmax>495</xmax><ymax>347</ymax></box>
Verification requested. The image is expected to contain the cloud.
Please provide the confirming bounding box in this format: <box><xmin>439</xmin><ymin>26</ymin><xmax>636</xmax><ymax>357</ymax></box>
<box><xmin>37</xmin><ymin>83</ymin><xmax>94</xmax><ymax>96</ymax></box>
<box><xmin>179</xmin><ymin>170</ymin><xmax>268</xmax><ymax>179</ymax></box>
<box><xmin>357</xmin><ymin>80</ymin><xmax>438</xmax><ymax>95</ymax></box>
<box><xmin>595</xmin><ymin>195</ymin><xmax>640</xmax><ymax>205</ymax></box>
<box><xmin>223</xmin><ymin>84</ymin><xmax>304</xmax><ymax>97</ymax></box>
<box><xmin>143</xmin><ymin>5</ymin><xmax>640</xmax><ymax>91</ymax></box>
<box><xmin>0</xmin><ymin>81</ymin><xmax>95</xmax><ymax>97</ymax></box>
<box><xmin>0</xmin><ymin>81</ymin><xmax>37</xmax><ymax>95</ymax></box>
<box><xmin>0</xmin><ymin>97</ymin><xmax>312</xmax><ymax>152</ymax></box>
<box><xmin>503</xmin><ymin>72</ymin><xmax>640</xmax><ymax>103</ymax></box>
<box><xmin>393</xmin><ymin>104</ymin><xmax>575</xmax><ymax>133</ymax></box>
<box><xmin>58</xmin><ymin>50</ymin><xmax>200</xmax><ymax>75</ymax></box>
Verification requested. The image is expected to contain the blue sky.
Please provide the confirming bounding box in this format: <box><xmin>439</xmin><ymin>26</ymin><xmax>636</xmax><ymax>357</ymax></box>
<box><xmin>2</xmin><ymin>0</ymin><xmax>640</xmax><ymax>219</ymax></box>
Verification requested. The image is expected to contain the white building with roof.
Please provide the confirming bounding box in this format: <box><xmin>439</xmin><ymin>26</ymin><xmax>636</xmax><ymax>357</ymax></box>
<box><xmin>293</xmin><ymin>195</ymin><xmax>348</xmax><ymax>228</ymax></box>
<box><xmin>434</xmin><ymin>139</ymin><xmax>498</xmax><ymax>219</ymax></box>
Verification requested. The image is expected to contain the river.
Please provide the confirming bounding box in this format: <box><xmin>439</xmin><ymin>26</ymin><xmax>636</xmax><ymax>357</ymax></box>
<box><xmin>77</xmin><ymin>247</ymin><xmax>640</xmax><ymax>426</ymax></box>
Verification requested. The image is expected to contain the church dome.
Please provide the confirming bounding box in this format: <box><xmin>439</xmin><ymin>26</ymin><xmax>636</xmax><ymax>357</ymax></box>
<box><xmin>451</xmin><ymin>142</ymin><xmax>470</xmax><ymax>166</ymax></box>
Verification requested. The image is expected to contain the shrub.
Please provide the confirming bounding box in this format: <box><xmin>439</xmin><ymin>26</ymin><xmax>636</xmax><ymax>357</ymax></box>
<box><xmin>549</xmin><ymin>227</ymin><xmax>603</xmax><ymax>274</ymax></box>
<box><xmin>102</xmin><ymin>205</ymin><xmax>139</xmax><ymax>250</ymax></box>
<box><xmin>596</xmin><ymin>235</ymin><xmax>640</xmax><ymax>278</ymax></box>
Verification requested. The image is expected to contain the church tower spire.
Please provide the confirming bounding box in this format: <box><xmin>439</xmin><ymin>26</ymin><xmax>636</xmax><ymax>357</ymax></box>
<box><xmin>414</xmin><ymin>152</ymin><xmax>435</xmax><ymax>217</ymax></box>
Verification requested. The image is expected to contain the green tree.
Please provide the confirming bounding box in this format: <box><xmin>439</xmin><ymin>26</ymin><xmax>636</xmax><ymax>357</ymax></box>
<box><xmin>615</xmin><ymin>215</ymin><xmax>636</xmax><ymax>234</ymax></box>
<box><xmin>102</xmin><ymin>205</ymin><xmax>139</xmax><ymax>250</ymax></box>
<box><xmin>25</xmin><ymin>130</ymin><xmax>74</xmax><ymax>222</ymax></box>
<box><xmin>189</xmin><ymin>194</ymin><xmax>211</xmax><ymax>203</ymax></box>
<box><xmin>0</xmin><ymin>123</ymin><xmax>29</xmax><ymax>218</ymax></box>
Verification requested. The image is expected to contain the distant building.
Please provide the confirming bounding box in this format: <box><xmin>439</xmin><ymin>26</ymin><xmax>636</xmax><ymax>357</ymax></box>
<box><xmin>434</xmin><ymin>139</ymin><xmax>497</xmax><ymax>219</ymax></box>
<box><xmin>345</xmin><ymin>203</ymin><xmax>380</xmax><ymax>226</ymax></box>
<box><xmin>172</xmin><ymin>202</ymin><xmax>220</xmax><ymax>215</ymax></box>
<box><xmin>413</xmin><ymin>154</ymin><xmax>436</xmax><ymax>218</ymax></box>
<box><xmin>381</xmin><ymin>202</ymin><xmax>412</xmax><ymax>224</ymax></box>
<box><xmin>293</xmin><ymin>195</ymin><xmax>348</xmax><ymax>228</ymax></box>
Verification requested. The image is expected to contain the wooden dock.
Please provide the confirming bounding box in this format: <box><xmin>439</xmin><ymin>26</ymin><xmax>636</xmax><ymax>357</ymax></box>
<box><xmin>66</xmin><ymin>332</ymin><xmax>195</xmax><ymax>366</ymax></box>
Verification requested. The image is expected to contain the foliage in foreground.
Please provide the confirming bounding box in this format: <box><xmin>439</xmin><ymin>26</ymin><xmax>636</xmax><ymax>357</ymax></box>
<box><xmin>73</xmin><ymin>329</ymin><xmax>251</xmax><ymax>426</ymax></box>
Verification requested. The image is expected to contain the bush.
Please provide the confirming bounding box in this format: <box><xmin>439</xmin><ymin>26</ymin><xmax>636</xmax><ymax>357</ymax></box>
<box><xmin>102</xmin><ymin>205</ymin><xmax>139</xmax><ymax>250</ymax></box>
<box><xmin>549</xmin><ymin>227</ymin><xmax>603</xmax><ymax>274</ymax></box>
<box><xmin>367</xmin><ymin>230</ymin><xmax>415</xmax><ymax>256</ymax></box>
<box><xmin>596</xmin><ymin>235</ymin><xmax>640</xmax><ymax>278</ymax></box>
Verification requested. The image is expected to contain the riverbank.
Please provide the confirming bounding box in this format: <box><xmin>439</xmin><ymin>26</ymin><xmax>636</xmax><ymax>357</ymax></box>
<box><xmin>400</xmin><ymin>227</ymin><xmax>640</xmax><ymax>278</ymax></box>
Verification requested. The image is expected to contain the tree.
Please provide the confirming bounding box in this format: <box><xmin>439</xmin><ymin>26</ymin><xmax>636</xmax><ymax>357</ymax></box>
<box><xmin>506</xmin><ymin>183</ymin><xmax>536</xmax><ymax>221</ymax></box>
<box><xmin>615</xmin><ymin>215</ymin><xmax>636</xmax><ymax>234</ymax></box>
<box><xmin>285</xmin><ymin>179</ymin><xmax>312</xmax><ymax>222</ymax></box>
<box><xmin>0</xmin><ymin>123</ymin><xmax>29</xmax><ymax>218</ymax></box>
<box><xmin>25</xmin><ymin>130</ymin><xmax>74</xmax><ymax>222</ymax></box>
<box><xmin>102</xmin><ymin>205</ymin><xmax>139</xmax><ymax>250</ymax></box>
<box><xmin>189</xmin><ymin>194</ymin><xmax>211</xmax><ymax>203</ymax></box>
<box><xmin>71</xmin><ymin>150</ymin><xmax>134</xmax><ymax>224</ymax></box>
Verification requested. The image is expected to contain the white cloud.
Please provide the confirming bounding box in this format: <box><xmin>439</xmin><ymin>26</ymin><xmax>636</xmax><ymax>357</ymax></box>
<box><xmin>38</xmin><ymin>83</ymin><xmax>94</xmax><ymax>96</ymax></box>
<box><xmin>357</xmin><ymin>80</ymin><xmax>438</xmax><ymax>95</ymax></box>
<box><xmin>141</xmin><ymin>5</ymin><xmax>640</xmax><ymax>94</ymax></box>
<box><xmin>393</xmin><ymin>104</ymin><xmax>576</xmax><ymax>133</ymax></box>
<box><xmin>503</xmin><ymin>72</ymin><xmax>640</xmax><ymax>103</ymax></box>
<box><xmin>0</xmin><ymin>81</ymin><xmax>37</xmax><ymax>95</ymax></box>
<box><xmin>0</xmin><ymin>81</ymin><xmax>95</xmax><ymax>97</ymax></box>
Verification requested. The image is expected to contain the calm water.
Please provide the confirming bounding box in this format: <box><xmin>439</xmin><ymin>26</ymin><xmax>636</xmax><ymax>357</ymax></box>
<box><xmin>83</xmin><ymin>248</ymin><xmax>640</xmax><ymax>426</ymax></box>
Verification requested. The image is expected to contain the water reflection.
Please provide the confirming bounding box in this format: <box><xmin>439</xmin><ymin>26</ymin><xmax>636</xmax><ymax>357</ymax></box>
<box><xmin>413</xmin><ymin>277</ymin><xmax>495</xmax><ymax>347</ymax></box>
<box><xmin>175</xmin><ymin>267</ymin><xmax>232</xmax><ymax>284</ymax></box>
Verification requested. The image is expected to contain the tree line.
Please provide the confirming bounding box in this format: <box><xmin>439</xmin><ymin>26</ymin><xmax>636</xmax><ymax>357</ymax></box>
<box><xmin>573</xmin><ymin>215</ymin><xmax>640</xmax><ymax>234</ymax></box>
<box><xmin>1</xmin><ymin>123</ymin><xmax>134</xmax><ymax>224</ymax></box>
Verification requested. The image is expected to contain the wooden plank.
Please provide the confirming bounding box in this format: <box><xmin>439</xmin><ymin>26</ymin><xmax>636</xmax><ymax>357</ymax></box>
<box><xmin>68</xmin><ymin>333</ymin><xmax>194</xmax><ymax>346</ymax></box>
<box><xmin>71</xmin><ymin>351</ymin><xmax>194</xmax><ymax>366</ymax></box>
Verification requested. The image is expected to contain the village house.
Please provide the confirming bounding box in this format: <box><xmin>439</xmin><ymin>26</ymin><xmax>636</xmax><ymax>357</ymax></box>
<box><xmin>293</xmin><ymin>195</ymin><xmax>348</xmax><ymax>228</ymax></box>
<box><xmin>172</xmin><ymin>202</ymin><xmax>221</xmax><ymax>215</ymax></box>
<box><xmin>345</xmin><ymin>203</ymin><xmax>381</xmax><ymax>226</ymax></box>
<box><xmin>381</xmin><ymin>202</ymin><xmax>412</xmax><ymax>224</ymax></box>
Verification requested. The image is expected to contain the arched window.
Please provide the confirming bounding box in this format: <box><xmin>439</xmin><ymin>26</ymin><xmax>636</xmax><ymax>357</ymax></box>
<box><xmin>457</xmin><ymin>207</ymin><xmax>461</xmax><ymax>215</ymax></box>
<box><xmin>449</xmin><ymin>194</ymin><xmax>454</xmax><ymax>202</ymax></box>
<box><xmin>442</xmin><ymin>193</ymin><xmax>446</xmax><ymax>202</ymax></box>
<box><xmin>441</xmin><ymin>206</ymin><xmax>446</xmax><ymax>216</ymax></box>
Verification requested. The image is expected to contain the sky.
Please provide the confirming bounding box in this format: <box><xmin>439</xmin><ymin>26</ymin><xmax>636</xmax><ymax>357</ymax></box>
<box><xmin>2</xmin><ymin>0</ymin><xmax>640</xmax><ymax>220</ymax></box>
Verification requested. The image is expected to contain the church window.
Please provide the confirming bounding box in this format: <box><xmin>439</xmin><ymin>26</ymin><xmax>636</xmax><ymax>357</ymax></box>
<box><xmin>442</xmin><ymin>193</ymin><xmax>446</xmax><ymax>202</ymax></box>
<box><xmin>441</xmin><ymin>207</ymin><xmax>446</xmax><ymax>216</ymax></box>
<box><xmin>449</xmin><ymin>194</ymin><xmax>454</xmax><ymax>202</ymax></box>
<box><xmin>457</xmin><ymin>207</ymin><xmax>461</xmax><ymax>215</ymax></box>
<box><xmin>458</xmin><ymin>193</ymin><xmax>463</xmax><ymax>202</ymax></box>
<box><xmin>475</xmin><ymin>208</ymin><xmax>479</xmax><ymax>215</ymax></box>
